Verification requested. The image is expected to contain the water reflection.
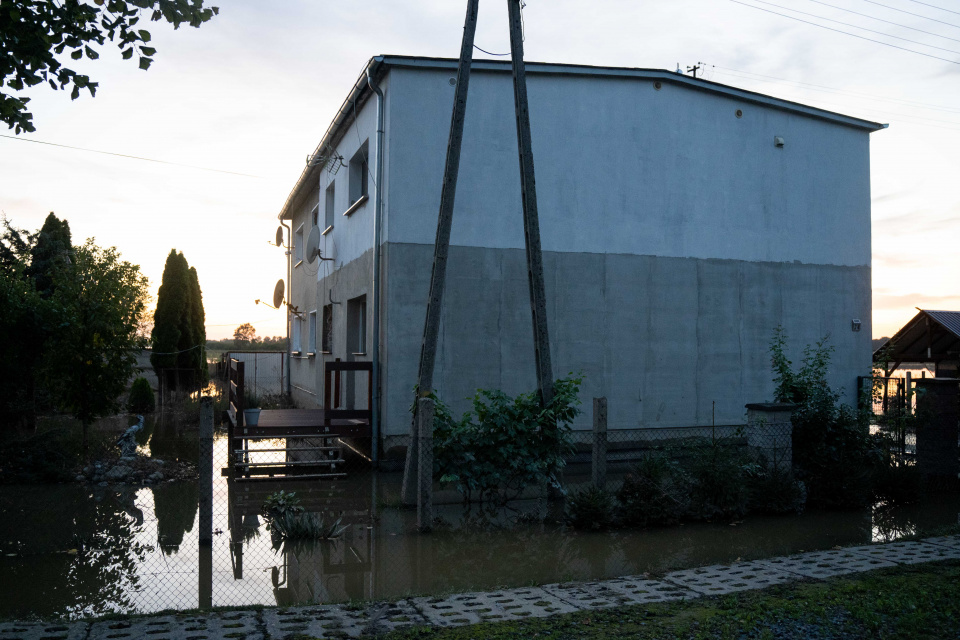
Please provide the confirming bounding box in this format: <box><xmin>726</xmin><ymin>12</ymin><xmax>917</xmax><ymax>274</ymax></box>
<box><xmin>3</xmin><ymin>449</ymin><xmax>960</xmax><ymax>619</ymax></box>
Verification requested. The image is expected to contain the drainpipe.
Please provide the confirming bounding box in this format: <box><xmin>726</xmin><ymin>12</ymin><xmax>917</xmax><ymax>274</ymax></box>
<box><xmin>367</xmin><ymin>67</ymin><xmax>385</xmax><ymax>465</ymax></box>
<box><xmin>279</xmin><ymin>219</ymin><xmax>292</xmax><ymax>397</ymax></box>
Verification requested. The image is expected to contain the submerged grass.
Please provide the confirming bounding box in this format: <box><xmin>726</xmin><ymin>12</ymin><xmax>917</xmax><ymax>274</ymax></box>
<box><xmin>381</xmin><ymin>560</ymin><xmax>960</xmax><ymax>639</ymax></box>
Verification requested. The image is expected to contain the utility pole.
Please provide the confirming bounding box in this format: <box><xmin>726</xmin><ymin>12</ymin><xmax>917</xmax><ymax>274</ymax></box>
<box><xmin>686</xmin><ymin>63</ymin><xmax>701</xmax><ymax>79</ymax></box>
<box><xmin>401</xmin><ymin>0</ymin><xmax>480</xmax><ymax>505</ymax></box>
<box><xmin>507</xmin><ymin>0</ymin><xmax>554</xmax><ymax>409</ymax></box>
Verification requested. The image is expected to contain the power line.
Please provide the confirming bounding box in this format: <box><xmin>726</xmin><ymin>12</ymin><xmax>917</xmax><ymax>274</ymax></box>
<box><xmin>805</xmin><ymin>0</ymin><xmax>960</xmax><ymax>44</ymax></box>
<box><xmin>474</xmin><ymin>45</ymin><xmax>511</xmax><ymax>56</ymax></box>
<box><xmin>712</xmin><ymin>64</ymin><xmax>960</xmax><ymax>115</ymax></box>
<box><xmin>729</xmin><ymin>0</ymin><xmax>960</xmax><ymax>65</ymax></box>
<box><xmin>753</xmin><ymin>0</ymin><xmax>960</xmax><ymax>55</ymax></box>
<box><xmin>862</xmin><ymin>0</ymin><xmax>960</xmax><ymax>29</ymax></box>
<box><xmin>0</xmin><ymin>134</ymin><xmax>262</xmax><ymax>178</ymax></box>
<box><xmin>712</xmin><ymin>67</ymin><xmax>960</xmax><ymax>131</ymax></box>
<box><xmin>904</xmin><ymin>0</ymin><xmax>960</xmax><ymax>18</ymax></box>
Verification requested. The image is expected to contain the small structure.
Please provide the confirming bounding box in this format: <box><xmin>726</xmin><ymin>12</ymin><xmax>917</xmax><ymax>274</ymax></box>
<box><xmin>874</xmin><ymin>309</ymin><xmax>960</xmax><ymax>378</ymax></box>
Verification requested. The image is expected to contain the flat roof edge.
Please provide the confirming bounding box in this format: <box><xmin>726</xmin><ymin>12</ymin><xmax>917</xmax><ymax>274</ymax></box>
<box><xmin>378</xmin><ymin>55</ymin><xmax>885</xmax><ymax>132</ymax></box>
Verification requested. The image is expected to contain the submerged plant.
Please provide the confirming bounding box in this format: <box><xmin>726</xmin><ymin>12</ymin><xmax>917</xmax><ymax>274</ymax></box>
<box><xmin>260</xmin><ymin>490</ymin><xmax>345</xmax><ymax>547</ymax></box>
<box><xmin>430</xmin><ymin>374</ymin><xmax>583</xmax><ymax>504</ymax></box>
<box><xmin>566</xmin><ymin>486</ymin><xmax>615</xmax><ymax>530</ymax></box>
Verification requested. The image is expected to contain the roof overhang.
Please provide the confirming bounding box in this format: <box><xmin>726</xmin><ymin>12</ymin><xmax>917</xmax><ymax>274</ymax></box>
<box><xmin>874</xmin><ymin>309</ymin><xmax>960</xmax><ymax>366</ymax></box>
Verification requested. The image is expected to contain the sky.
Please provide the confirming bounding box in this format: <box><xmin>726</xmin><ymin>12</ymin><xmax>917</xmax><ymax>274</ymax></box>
<box><xmin>1</xmin><ymin>0</ymin><xmax>958</xmax><ymax>341</ymax></box>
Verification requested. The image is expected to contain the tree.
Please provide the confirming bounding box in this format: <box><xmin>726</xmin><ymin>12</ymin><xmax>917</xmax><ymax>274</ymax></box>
<box><xmin>1</xmin><ymin>0</ymin><xmax>219</xmax><ymax>133</ymax></box>
<box><xmin>233</xmin><ymin>322</ymin><xmax>255</xmax><ymax>349</ymax></box>
<box><xmin>150</xmin><ymin>249</ymin><xmax>205</xmax><ymax>390</ymax></box>
<box><xmin>42</xmin><ymin>239</ymin><xmax>149</xmax><ymax>448</ymax></box>
<box><xmin>0</xmin><ymin>212</ymin><xmax>72</xmax><ymax>432</ymax></box>
<box><xmin>26</xmin><ymin>211</ymin><xmax>72</xmax><ymax>296</ymax></box>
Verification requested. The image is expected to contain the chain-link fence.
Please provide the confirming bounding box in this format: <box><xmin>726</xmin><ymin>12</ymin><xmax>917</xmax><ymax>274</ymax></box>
<box><xmin>9</xmin><ymin>376</ymin><xmax>959</xmax><ymax>620</ymax></box>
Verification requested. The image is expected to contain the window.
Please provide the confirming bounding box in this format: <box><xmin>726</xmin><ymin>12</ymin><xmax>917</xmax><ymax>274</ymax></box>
<box><xmin>308</xmin><ymin>310</ymin><xmax>317</xmax><ymax>354</ymax></box>
<box><xmin>292</xmin><ymin>316</ymin><xmax>302</xmax><ymax>353</ymax></box>
<box><xmin>294</xmin><ymin>224</ymin><xmax>304</xmax><ymax>264</ymax></box>
<box><xmin>311</xmin><ymin>203</ymin><xmax>319</xmax><ymax>229</ymax></box>
<box><xmin>324</xmin><ymin>182</ymin><xmax>335</xmax><ymax>233</ymax></box>
<box><xmin>346</xmin><ymin>295</ymin><xmax>366</xmax><ymax>355</ymax></box>
<box><xmin>348</xmin><ymin>142</ymin><xmax>369</xmax><ymax>209</ymax></box>
<box><xmin>321</xmin><ymin>304</ymin><xmax>333</xmax><ymax>353</ymax></box>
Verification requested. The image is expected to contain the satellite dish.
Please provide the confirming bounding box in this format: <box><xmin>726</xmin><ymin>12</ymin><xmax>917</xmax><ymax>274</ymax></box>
<box><xmin>305</xmin><ymin>225</ymin><xmax>322</xmax><ymax>263</ymax></box>
<box><xmin>275</xmin><ymin>226</ymin><xmax>283</xmax><ymax>247</ymax></box>
<box><xmin>272</xmin><ymin>279</ymin><xmax>284</xmax><ymax>309</ymax></box>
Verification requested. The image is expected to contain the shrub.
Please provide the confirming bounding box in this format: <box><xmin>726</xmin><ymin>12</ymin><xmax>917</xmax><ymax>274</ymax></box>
<box><xmin>617</xmin><ymin>453</ymin><xmax>687</xmax><ymax>527</ymax></box>
<box><xmin>874</xmin><ymin>464</ymin><xmax>922</xmax><ymax>505</ymax></box>
<box><xmin>260</xmin><ymin>490</ymin><xmax>345</xmax><ymax>547</ymax></box>
<box><xmin>243</xmin><ymin>393</ymin><xmax>261</xmax><ymax>410</ymax></box>
<box><xmin>432</xmin><ymin>374</ymin><xmax>582</xmax><ymax>504</ymax></box>
<box><xmin>127</xmin><ymin>376</ymin><xmax>155</xmax><ymax>413</ymax></box>
<box><xmin>685</xmin><ymin>440</ymin><xmax>757</xmax><ymax>521</ymax></box>
<box><xmin>748</xmin><ymin>465</ymin><xmax>807</xmax><ymax>515</ymax></box>
<box><xmin>566</xmin><ymin>486</ymin><xmax>615</xmax><ymax>530</ymax></box>
<box><xmin>771</xmin><ymin>328</ymin><xmax>886</xmax><ymax>509</ymax></box>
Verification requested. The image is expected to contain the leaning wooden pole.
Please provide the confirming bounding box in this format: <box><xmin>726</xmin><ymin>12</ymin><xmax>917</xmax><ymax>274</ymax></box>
<box><xmin>507</xmin><ymin>0</ymin><xmax>554</xmax><ymax>408</ymax></box>
<box><xmin>401</xmin><ymin>0</ymin><xmax>480</xmax><ymax>505</ymax></box>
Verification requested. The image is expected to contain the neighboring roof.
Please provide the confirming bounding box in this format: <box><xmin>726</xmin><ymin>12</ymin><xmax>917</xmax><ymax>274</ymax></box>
<box><xmin>874</xmin><ymin>309</ymin><xmax>960</xmax><ymax>366</ymax></box>
<box><xmin>278</xmin><ymin>55</ymin><xmax>886</xmax><ymax>221</ymax></box>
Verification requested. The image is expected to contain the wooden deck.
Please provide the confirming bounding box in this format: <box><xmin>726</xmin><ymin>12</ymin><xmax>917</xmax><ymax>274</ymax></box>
<box><xmin>240</xmin><ymin>409</ymin><xmax>371</xmax><ymax>439</ymax></box>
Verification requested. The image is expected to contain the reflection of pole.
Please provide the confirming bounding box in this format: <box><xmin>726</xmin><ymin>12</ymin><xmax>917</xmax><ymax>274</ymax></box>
<box><xmin>199</xmin><ymin>397</ymin><xmax>213</xmax><ymax>545</ymax></box>
<box><xmin>198</xmin><ymin>397</ymin><xmax>213</xmax><ymax>609</ymax></box>
<box><xmin>199</xmin><ymin>544</ymin><xmax>212</xmax><ymax>609</ymax></box>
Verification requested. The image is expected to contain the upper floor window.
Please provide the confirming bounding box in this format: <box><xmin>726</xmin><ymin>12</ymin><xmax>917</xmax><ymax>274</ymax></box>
<box><xmin>294</xmin><ymin>224</ymin><xmax>304</xmax><ymax>264</ymax></box>
<box><xmin>348</xmin><ymin>141</ymin><xmax>369</xmax><ymax>210</ymax></box>
<box><xmin>324</xmin><ymin>182</ymin><xmax>335</xmax><ymax>233</ymax></box>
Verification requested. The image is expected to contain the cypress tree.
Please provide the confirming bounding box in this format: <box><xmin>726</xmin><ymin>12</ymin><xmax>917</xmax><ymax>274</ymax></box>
<box><xmin>26</xmin><ymin>212</ymin><xmax>72</xmax><ymax>297</ymax></box>
<box><xmin>151</xmin><ymin>250</ymin><xmax>206</xmax><ymax>389</ymax></box>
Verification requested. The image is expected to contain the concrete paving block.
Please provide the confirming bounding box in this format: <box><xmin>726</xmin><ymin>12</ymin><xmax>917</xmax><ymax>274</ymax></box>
<box><xmin>0</xmin><ymin>621</ymin><xmax>87</xmax><ymax>640</ymax></box>
<box><xmin>759</xmin><ymin>549</ymin><xmax>896</xmax><ymax>579</ymax></box>
<box><xmin>263</xmin><ymin>602</ymin><xmax>425</xmax><ymax>639</ymax></box>
<box><xmin>921</xmin><ymin>535</ymin><xmax>960</xmax><ymax>551</ymax></box>
<box><xmin>663</xmin><ymin>561</ymin><xmax>795</xmax><ymax>595</ymax></box>
<box><xmin>89</xmin><ymin>611</ymin><xmax>262</xmax><ymax>640</ymax></box>
<box><xmin>411</xmin><ymin>587</ymin><xmax>575</xmax><ymax>627</ymax></box>
<box><xmin>542</xmin><ymin>577</ymin><xmax>692</xmax><ymax>609</ymax></box>
<box><xmin>847</xmin><ymin>541</ymin><xmax>960</xmax><ymax>565</ymax></box>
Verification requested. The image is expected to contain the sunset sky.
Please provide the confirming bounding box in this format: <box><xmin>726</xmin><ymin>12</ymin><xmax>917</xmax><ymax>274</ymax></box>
<box><xmin>1</xmin><ymin>0</ymin><xmax>957</xmax><ymax>341</ymax></box>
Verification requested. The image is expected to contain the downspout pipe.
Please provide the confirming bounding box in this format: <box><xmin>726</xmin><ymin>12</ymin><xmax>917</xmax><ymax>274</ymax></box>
<box><xmin>367</xmin><ymin>68</ymin><xmax>385</xmax><ymax>466</ymax></box>
<box><xmin>279</xmin><ymin>219</ymin><xmax>292</xmax><ymax>396</ymax></box>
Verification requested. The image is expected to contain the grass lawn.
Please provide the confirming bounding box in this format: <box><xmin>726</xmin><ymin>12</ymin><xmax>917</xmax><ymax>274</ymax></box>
<box><xmin>377</xmin><ymin>560</ymin><xmax>960</xmax><ymax>639</ymax></box>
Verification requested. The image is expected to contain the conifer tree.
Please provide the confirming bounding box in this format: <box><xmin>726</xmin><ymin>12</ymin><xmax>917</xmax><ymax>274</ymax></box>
<box><xmin>151</xmin><ymin>250</ymin><xmax>206</xmax><ymax>389</ymax></box>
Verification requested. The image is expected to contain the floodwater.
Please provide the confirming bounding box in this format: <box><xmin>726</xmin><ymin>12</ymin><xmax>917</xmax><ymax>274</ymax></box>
<box><xmin>1</xmin><ymin>424</ymin><xmax>959</xmax><ymax>620</ymax></box>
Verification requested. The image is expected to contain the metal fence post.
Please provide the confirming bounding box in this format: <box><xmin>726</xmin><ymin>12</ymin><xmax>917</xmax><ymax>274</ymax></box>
<box><xmin>592</xmin><ymin>397</ymin><xmax>608</xmax><ymax>489</ymax></box>
<box><xmin>417</xmin><ymin>396</ymin><xmax>434</xmax><ymax>532</ymax></box>
<box><xmin>199</xmin><ymin>397</ymin><xmax>214</xmax><ymax>546</ymax></box>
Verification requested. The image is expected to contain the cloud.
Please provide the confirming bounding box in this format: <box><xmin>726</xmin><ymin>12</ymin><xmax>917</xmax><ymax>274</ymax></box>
<box><xmin>873</xmin><ymin>291</ymin><xmax>960</xmax><ymax>309</ymax></box>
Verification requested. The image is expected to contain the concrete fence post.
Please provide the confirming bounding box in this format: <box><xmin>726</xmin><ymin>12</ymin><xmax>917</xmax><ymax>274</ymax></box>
<box><xmin>745</xmin><ymin>402</ymin><xmax>797</xmax><ymax>473</ymax></box>
<box><xmin>592</xmin><ymin>397</ymin><xmax>608</xmax><ymax>489</ymax></box>
<box><xmin>199</xmin><ymin>397</ymin><xmax>214</xmax><ymax>546</ymax></box>
<box><xmin>417</xmin><ymin>396</ymin><xmax>434</xmax><ymax>532</ymax></box>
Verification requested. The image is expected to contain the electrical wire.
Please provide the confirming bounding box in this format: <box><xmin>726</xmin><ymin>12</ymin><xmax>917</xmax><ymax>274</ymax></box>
<box><xmin>904</xmin><ymin>0</ymin><xmax>960</xmax><ymax>17</ymax></box>
<box><xmin>474</xmin><ymin>45</ymin><xmax>511</xmax><ymax>56</ymax></box>
<box><xmin>751</xmin><ymin>0</ymin><xmax>960</xmax><ymax>55</ymax></box>
<box><xmin>862</xmin><ymin>0</ymin><xmax>960</xmax><ymax>29</ymax></box>
<box><xmin>0</xmin><ymin>134</ymin><xmax>261</xmax><ymax>178</ymax></box>
<box><xmin>805</xmin><ymin>0</ymin><xmax>960</xmax><ymax>42</ymax></box>
<box><xmin>712</xmin><ymin>64</ymin><xmax>960</xmax><ymax>115</ymax></box>
<box><xmin>729</xmin><ymin>0</ymin><xmax>960</xmax><ymax>65</ymax></box>
<box><xmin>712</xmin><ymin>67</ymin><xmax>960</xmax><ymax>131</ymax></box>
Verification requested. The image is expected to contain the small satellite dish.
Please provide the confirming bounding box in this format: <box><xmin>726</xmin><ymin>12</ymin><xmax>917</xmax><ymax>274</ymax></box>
<box><xmin>272</xmin><ymin>279</ymin><xmax>284</xmax><ymax>309</ymax></box>
<box><xmin>305</xmin><ymin>225</ymin><xmax>322</xmax><ymax>263</ymax></box>
<box><xmin>275</xmin><ymin>226</ymin><xmax>283</xmax><ymax>247</ymax></box>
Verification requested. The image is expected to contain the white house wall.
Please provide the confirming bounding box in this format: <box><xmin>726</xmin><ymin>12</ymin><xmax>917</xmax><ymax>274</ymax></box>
<box><xmin>378</xmin><ymin>65</ymin><xmax>874</xmax><ymax>441</ymax></box>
